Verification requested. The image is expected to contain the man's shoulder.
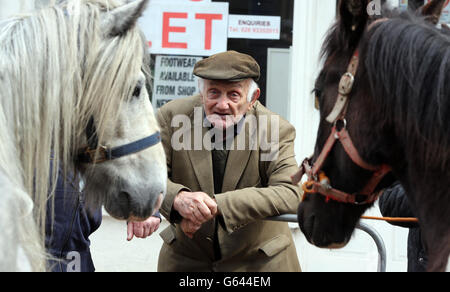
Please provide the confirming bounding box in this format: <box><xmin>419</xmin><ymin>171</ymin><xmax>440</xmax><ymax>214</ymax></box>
<box><xmin>157</xmin><ymin>95</ymin><xmax>202</xmax><ymax>117</ymax></box>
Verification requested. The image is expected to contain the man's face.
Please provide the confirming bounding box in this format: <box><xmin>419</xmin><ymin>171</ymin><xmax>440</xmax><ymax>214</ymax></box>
<box><xmin>201</xmin><ymin>79</ymin><xmax>259</xmax><ymax>129</ymax></box>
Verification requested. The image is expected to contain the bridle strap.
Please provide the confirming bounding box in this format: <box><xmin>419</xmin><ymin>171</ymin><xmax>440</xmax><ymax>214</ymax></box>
<box><xmin>311</xmin><ymin>126</ymin><xmax>339</xmax><ymax>175</ymax></box>
<box><xmin>77</xmin><ymin>117</ymin><xmax>161</xmax><ymax>164</ymax></box>
<box><xmin>77</xmin><ymin>132</ymin><xmax>161</xmax><ymax>164</ymax></box>
<box><xmin>292</xmin><ymin>49</ymin><xmax>392</xmax><ymax>205</ymax></box>
<box><xmin>300</xmin><ymin>148</ymin><xmax>390</xmax><ymax>205</ymax></box>
<box><xmin>311</xmin><ymin>125</ymin><xmax>390</xmax><ymax>181</ymax></box>
<box><xmin>336</xmin><ymin>126</ymin><xmax>381</xmax><ymax>172</ymax></box>
<box><xmin>108</xmin><ymin>132</ymin><xmax>161</xmax><ymax>159</ymax></box>
<box><xmin>303</xmin><ymin>180</ymin><xmax>382</xmax><ymax>204</ymax></box>
<box><xmin>325</xmin><ymin>52</ymin><xmax>359</xmax><ymax>123</ymax></box>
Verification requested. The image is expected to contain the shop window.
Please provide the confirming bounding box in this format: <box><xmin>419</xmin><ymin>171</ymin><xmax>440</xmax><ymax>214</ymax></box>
<box><xmin>213</xmin><ymin>0</ymin><xmax>294</xmax><ymax>106</ymax></box>
<box><xmin>147</xmin><ymin>0</ymin><xmax>293</xmax><ymax>109</ymax></box>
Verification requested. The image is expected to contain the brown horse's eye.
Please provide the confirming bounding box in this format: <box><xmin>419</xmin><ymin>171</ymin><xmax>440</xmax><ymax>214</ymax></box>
<box><xmin>315</xmin><ymin>96</ymin><xmax>320</xmax><ymax>110</ymax></box>
<box><xmin>313</xmin><ymin>88</ymin><xmax>321</xmax><ymax>110</ymax></box>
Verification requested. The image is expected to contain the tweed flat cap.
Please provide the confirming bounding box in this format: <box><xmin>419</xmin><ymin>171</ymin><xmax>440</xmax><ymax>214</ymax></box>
<box><xmin>193</xmin><ymin>51</ymin><xmax>260</xmax><ymax>82</ymax></box>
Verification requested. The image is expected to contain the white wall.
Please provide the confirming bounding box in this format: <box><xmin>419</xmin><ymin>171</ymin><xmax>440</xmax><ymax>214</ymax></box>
<box><xmin>0</xmin><ymin>0</ymin><xmax>35</xmax><ymax>19</ymax></box>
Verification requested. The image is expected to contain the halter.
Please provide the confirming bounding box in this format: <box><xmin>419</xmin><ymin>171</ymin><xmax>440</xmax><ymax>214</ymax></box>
<box><xmin>77</xmin><ymin>117</ymin><xmax>161</xmax><ymax>164</ymax></box>
<box><xmin>292</xmin><ymin>50</ymin><xmax>392</xmax><ymax>205</ymax></box>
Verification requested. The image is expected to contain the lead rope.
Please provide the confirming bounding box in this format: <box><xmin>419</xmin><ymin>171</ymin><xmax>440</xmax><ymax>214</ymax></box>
<box><xmin>361</xmin><ymin>216</ymin><xmax>419</xmax><ymax>223</ymax></box>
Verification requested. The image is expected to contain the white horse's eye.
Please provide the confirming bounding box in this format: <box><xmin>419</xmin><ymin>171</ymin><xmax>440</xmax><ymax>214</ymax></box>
<box><xmin>132</xmin><ymin>85</ymin><xmax>142</xmax><ymax>98</ymax></box>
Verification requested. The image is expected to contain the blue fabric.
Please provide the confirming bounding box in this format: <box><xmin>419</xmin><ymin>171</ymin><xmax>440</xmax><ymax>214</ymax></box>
<box><xmin>379</xmin><ymin>182</ymin><xmax>427</xmax><ymax>272</ymax></box>
<box><xmin>45</xmin><ymin>171</ymin><xmax>102</xmax><ymax>272</ymax></box>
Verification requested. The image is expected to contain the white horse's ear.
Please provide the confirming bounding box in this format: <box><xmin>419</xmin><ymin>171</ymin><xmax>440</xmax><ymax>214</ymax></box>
<box><xmin>102</xmin><ymin>0</ymin><xmax>149</xmax><ymax>37</ymax></box>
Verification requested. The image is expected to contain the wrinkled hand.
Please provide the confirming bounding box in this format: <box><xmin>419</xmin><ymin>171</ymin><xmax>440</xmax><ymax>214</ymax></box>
<box><xmin>127</xmin><ymin>216</ymin><xmax>161</xmax><ymax>241</ymax></box>
<box><xmin>173</xmin><ymin>191</ymin><xmax>218</xmax><ymax>226</ymax></box>
<box><xmin>180</xmin><ymin>219</ymin><xmax>202</xmax><ymax>239</ymax></box>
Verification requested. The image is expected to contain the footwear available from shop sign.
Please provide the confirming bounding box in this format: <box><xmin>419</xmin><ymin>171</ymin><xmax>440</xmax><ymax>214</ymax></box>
<box><xmin>152</xmin><ymin>55</ymin><xmax>203</xmax><ymax>109</ymax></box>
<box><xmin>139</xmin><ymin>1</ymin><xmax>228</xmax><ymax>56</ymax></box>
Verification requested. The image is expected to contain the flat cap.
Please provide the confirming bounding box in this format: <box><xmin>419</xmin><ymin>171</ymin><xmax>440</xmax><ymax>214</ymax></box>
<box><xmin>193</xmin><ymin>50</ymin><xmax>260</xmax><ymax>82</ymax></box>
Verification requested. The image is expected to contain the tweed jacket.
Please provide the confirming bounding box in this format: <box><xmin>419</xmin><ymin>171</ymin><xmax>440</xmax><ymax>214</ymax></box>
<box><xmin>156</xmin><ymin>95</ymin><xmax>302</xmax><ymax>272</ymax></box>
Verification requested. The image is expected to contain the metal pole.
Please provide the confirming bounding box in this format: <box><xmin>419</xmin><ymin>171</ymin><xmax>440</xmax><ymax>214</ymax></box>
<box><xmin>356</xmin><ymin>222</ymin><xmax>387</xmax><ymax>272</ymax></box>
<box><xmin>265</xmin><ymin>214</ymin><xmax>387</xmax><ymax>272</ymax></box>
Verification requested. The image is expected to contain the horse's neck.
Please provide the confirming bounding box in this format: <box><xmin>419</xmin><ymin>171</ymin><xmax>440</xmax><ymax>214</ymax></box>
<box><xmin>16</xmin><ymin>246</ymin><xmax>32</xmax><ymax>272</ymax></box>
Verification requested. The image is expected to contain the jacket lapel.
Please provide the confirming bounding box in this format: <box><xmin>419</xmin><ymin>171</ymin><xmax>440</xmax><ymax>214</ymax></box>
<box><xmin>186</xmin><ymin>99</ymin><xmax>215</xmax><ymax>195</ymax></box>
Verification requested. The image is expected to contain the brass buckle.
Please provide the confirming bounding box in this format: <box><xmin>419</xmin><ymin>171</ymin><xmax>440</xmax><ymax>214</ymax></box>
<box><xmin>85</xmin><ymin>145</ymin><xmax>109</xmax><ymax>163</ymax></box>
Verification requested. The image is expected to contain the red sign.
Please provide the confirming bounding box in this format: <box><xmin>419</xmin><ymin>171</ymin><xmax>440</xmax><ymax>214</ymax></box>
<box><xmin>139</xmin><ymin>2</ymin><xmax>229</xmax><ymax>56</ymax></box>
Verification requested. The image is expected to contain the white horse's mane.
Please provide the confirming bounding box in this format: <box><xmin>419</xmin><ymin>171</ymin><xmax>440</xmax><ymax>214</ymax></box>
<box><xmin>0</xmin><ymin>0</ymin><xmax>147</xmax><ymax>270</ymax></box>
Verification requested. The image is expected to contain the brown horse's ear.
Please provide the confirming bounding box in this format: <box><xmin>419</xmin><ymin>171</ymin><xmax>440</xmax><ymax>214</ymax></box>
<box><xmin>419</xmin><ymin>0</ymin><xmax>446</xmax><ymax>25</ymax></box>
<box><xmin>338</xmin><ymin>0</ymin><xmax>371</xmax><ymax>32</ymax></box>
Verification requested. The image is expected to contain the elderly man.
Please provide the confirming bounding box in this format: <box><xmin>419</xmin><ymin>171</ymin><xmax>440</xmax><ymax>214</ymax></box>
<box><xmin>156</xmin><ymin>51</ymin><xmax>302</xmax><ymax>272</ymax></box>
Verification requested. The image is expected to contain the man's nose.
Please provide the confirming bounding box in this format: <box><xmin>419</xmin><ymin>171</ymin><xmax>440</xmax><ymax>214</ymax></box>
<box><xmin>216</xmin><ymin>96</ymin><xmax>230</xmax><ymax>111</ymax></box>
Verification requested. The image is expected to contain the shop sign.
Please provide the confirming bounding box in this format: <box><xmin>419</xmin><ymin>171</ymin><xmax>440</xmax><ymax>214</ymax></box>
<box><xmin>139</xmin><ymin>2</ymin><xmax>228</xmax><ymax>56</ymax></box>
<box><xmin>398</xmin><ymin>0</ymin><xmax>408</xmax><ymax>11</ymax></box>
<box><xmin>228</xmin><ymin>14</ymin><xmax>281</xmax><ymax>40</ymax></box>
<box><xmin>152</xmin><ymin>55</ymin><xmax>203</xmax><ymax>109</ymax></box>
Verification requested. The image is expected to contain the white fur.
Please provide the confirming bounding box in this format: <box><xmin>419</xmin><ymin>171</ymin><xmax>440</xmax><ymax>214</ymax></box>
<box><xmin>0</xmin><ymin>0</ymin><xmax>166</xmax><ymax>271</ymax></box>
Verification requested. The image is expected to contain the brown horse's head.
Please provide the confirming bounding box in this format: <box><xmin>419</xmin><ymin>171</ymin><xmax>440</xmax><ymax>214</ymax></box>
<box><xmin>297</xmin><ymin>0</ymin><xmax>448</xmax><ymax>249</ymax></box>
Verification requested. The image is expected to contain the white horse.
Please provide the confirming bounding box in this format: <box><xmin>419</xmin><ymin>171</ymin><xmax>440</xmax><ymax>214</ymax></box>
<box><xmin>0</xmin><ymin>0</ymin><xmax>167</xmax><ymax>271</ymax></box>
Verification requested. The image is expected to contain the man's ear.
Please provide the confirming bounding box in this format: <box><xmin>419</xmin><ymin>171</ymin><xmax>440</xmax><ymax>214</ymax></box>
<box><xmin>419</xmin><ymin>0</ymin><xmax>446</xmax><ymax>25</ymax></box>
<box><xmin>249</xmin><ymin>88</ymin><xmax>260</xmax><ymax>108</ymax></box>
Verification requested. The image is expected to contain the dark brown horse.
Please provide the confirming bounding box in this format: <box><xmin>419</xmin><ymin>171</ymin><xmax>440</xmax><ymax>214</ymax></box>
<box><xmin>294</xmin><ymin>0</ymin><xmax>449</xmax><ymax>271</ymax></box>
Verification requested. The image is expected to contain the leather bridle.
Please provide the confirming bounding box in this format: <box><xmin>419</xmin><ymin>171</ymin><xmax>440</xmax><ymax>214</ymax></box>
<box><xmin>77</xmin><ymin>117</ymin><xmax>161</xmax><ymax>164</ymax></box>
<box><xmin>292</xmin><ymin>50</ymin><xmax>392</xmax><ymax>205</ymax></box>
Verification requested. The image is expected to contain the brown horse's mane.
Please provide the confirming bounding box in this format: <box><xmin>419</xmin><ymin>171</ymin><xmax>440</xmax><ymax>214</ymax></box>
<box><xmin>360</xmin><ymin>13</ymin><xmax>450</xmax><ymax>172</ymax></box>
<box><xmin>318</xmin><ymin>8</ymin><xmax>450</xmax><ymax>172</ymax></box>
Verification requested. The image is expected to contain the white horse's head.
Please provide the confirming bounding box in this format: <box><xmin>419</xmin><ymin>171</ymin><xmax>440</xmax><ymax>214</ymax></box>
<box><xmin>0</xmin><ymin>0</ymin><xmax>167</xmax><ymax>270</ymax></box>
<box><xmin>73</xmin><ymin>0</ymin><xmax>167</xmax><ymax>220</ymax></box>
<box><xmin>0</xmin><ymin>0</ymin><xmax>167</xmax><ymax>225</ymax></box>
<box><xmin>78</xmin><ymin>69</ymin><xmax>167</xmax><ymax>220</ymax></box>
